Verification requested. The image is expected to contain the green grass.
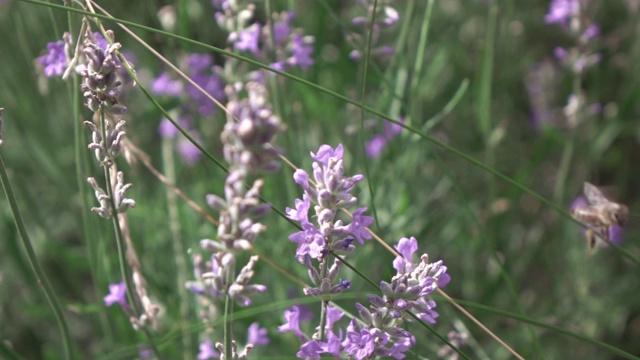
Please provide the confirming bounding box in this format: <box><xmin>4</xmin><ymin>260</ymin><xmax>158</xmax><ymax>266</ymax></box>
<box><xmin>1</xmin><ymin>0</ymin><xmax>640</xmax><ymax>359</ymax></box>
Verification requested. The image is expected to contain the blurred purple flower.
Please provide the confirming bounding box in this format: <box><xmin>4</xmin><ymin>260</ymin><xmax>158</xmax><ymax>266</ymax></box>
<box><xmin>184</xmin><ymin>54</ymin><xmax>225</xmax><ymax>117</ymax></box>
<box><xmin>545</xmin><ymin>0</ymin><xmax>579</xmax><ymax>25</ymax></box>
<box><xmin>287</xmin><ymin>33</ymin><xmax>315</xmax><ymax>71</ymax></box>
<box><xmin>583</xmin><ymin>24</ymin><xmax>600</xmax><ymax>40</ymax></box>
<box><xmin>187</xmin><ymin>53</ymin><xmax>213</xmax><ymax>71</ymax></box>
<box><xmin>157</xmin><ymin>117</ymin><xmax>191</xmax><ymax>138</ymax></box>
<box><xmin>151</xmin><ymin>72</ymin><xmax>184</xmax><ymax>96</ymax></box>
<box><xmin>365</xmin><ymin>118</ymin><xmax>405</xmax><ymax>158</ymax></box>
<box><xmin>247</xmin><ymin>322</ymin><xmax>270</xmax><ymax>346</ymax></box>
<box><xmin>278</xmin><ymin>305</ymin><xmax>306</xmax><ymax>339</ymax></box>
<box><xmin>273</xmin><ymin>12</ymin><xmax>295</xmax><ymax>44</ymax></box>
<box><xmin>365</xmin><ymin>135</ymin><xmax>387</xmax><ymax>158</ymax></box>
<box><xmin>235</xmin><ymin>23</ymin><xmax>261</xmax><ymax>55</ymax></box>
<box><xmin>103</xmin><ymin>281</ymin><xmax>129</xmax><ymax>310</ymax></box>
<box><xmin>37</xmin><ymin>38</ymin><xmax>68</xmax><ymax>77</ymax></box>
<box><xmin>177</xmin><ymin>138</ymin><xmax>202</xmax><ymax>164</ymax></box>
<box><xmin>197</xmin><ymin>339</ymin><xmax>220</xmax><ymax>360</ymax></box>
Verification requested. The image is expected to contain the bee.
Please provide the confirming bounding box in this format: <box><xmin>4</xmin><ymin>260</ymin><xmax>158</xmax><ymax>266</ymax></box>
<box><xmin>571</xmin><ymin>182</ymin><xmax>628</xmax><ymax>251</ymax></box>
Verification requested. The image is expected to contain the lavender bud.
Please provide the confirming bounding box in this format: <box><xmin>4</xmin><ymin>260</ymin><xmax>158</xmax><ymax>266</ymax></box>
<box><xmin>87</xmin><ymin>177</ymin><xmax>112</xmax><ymax>218</ymax></box>
<box><xmin>206</xmin><ymin>194</ymin><xmax>227</xmax><ymax>211</ymax></box>
<box><xmin>326</xmin><ymin>259</ymin><xmax>341</xmax><ymax>282</ymax></box>
<box><xmin>113</xmin><ymin>171</ymin><xmax>136</xmax><ymax>213</ymax></box>
<box><xmin>200</xmin><ymin>239</ymin><xmax>225</xmax><ymax>252</ymax></box>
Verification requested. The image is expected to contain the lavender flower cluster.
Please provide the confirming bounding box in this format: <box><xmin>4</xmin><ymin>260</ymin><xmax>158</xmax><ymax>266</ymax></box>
<box><xmin>187</xmin><ymin>79</ymin><xmax>285</xmax><ymax>358</ymax></box>
<box><xmin>346</xmin><ymin>0</ymin><xmax>399</xmax><ymax>61</ymax></box>
<box><xmin>33</xmin><ymin>2</ymin><xmax>454</xmax><ymax>358</ymax></box>
<box><xmin>527</xmin><ymin>0</ymin><xmax>602</xmax><ymax>129</ymax></box>
<box><xmin>213</xmin><ymin>0</ymin><xmax>315</xmax><ymax>72</ymax></box>
<box><xmin>281</xmin><ymin>145</ymin><xmax>450</xmax><ymax>359</ymax></box>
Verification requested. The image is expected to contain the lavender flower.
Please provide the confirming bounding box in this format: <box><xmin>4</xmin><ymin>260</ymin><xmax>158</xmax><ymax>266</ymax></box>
<box><xmin>151</xmin><ymin>72</ymin><xmax>184</xmax><ymax>96</ymax></box>
<box><xmin>287</xmin><ymin>144</ymin><xmax>373</xmax><ymax>261</ymax></box>
<box><xmin>84</xmin><ymin>119</ymin><xmax>127</xmax><ymax>166</ymax></box>
<box><xmin>37</xmin><ymin>34</ymin><xmax>70</xmax><ymax>77</ymax></box>
<box><xmin>157</xmin><ymin>117</ymin><xmax>190</xmax><ymax>138</ymax></box>
<box><xmin>222</xmin><ymin>81</ymin><xmax>285</xmax><ymax>174</ymax></box>
<box><xmin>290</xmin><ymin>237</ymin><xmax>449</xmax><ymax>359</ymax></box>
<box><xmin>212</xmin><ymin>2</ymin><xmax>315</xmax><ymax>72</ymax></box>
<box><xmin>541</xmin><ymin>0</ymin><xmax>601</xmax><ymax>128</ymax></box>
<box><xmin>188</xmin><ymin>79</ymin><xmax>283</xmax><ymax>358</ymax></box>
<box><xmin>177</xmin><ymin>137</ymin><xmax>203</xmax><ymax>164</ymax></box>
<box><xmin>198</xmin><ymin>339</ymin><xmax>220</xmax><ymax>360</ymax></box>
<box><xmin>157</xmin><ymin>116</ymin><xmax>205</xmax><ymax>164</ymax></box>
<box><xmin>234</xmin><ymin>23</ymin><xmax>261</xmax><ymax>55</ymax></box>
<box><xmin>278</xmin><ymin>306</ymin><xmax>307</xmax><ymax>339</ymax></box>
<box><xmin>544</xmin><ymin>0</ymin><xmax>579</xmax><ymax>25</ymax></box>
<box><xmin>344</xmin><ymin>237</ymin><xmax>448</xmax><ymax>358</ymax></box>
<box><xmin>184</xmin><ymin>54</ymin><xmax>225</xmax><ymax>117</ymax></box>
<box><xmin>247</xmin><ymin>322</ymin><xmax>270</xmax><ymax>346</ymax></box>
<box><xmin>346</xmin><ymin>0</ymin><xmax>399</xmax><ymax>61</ymax></box>
<box><xmin>365</xmin><ymin>117</ymin><xmax>404</xmax><ymax>158</ymax></box>
<box><xmin>80</xmin><ymin>30</ymin><xmax>128</xmax><ymax>115</ymax></box>
<box><xmin>104</xmin><ymin>281</ymin><xmax>129</xmax><ymax>310</ymax></box>
<box><xmin>279</xmin><ymin>305</ymin><xmax>345</xmax><ymax>358</ymax></box>
<box><xmin>87</xmin><ymin>173</ymin><xmax>136</xmax><ymax>218</ymax></box>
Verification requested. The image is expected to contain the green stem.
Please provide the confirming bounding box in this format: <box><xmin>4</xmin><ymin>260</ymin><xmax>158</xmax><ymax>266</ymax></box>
<box><xmin>0</xmin><ymin>155</ymin><xmax>74</xmax><ymax>360</ymax></box>
<box><xmin>317</xmin><ymin>258</ymin><xmax>328</xmax><ymax>341</ymax></box>
<box><xmin>223</xmin><ymin>291</ymin><xmax>234</xmax><ymax>357</ymax></box>
<box><xmin>161</xmin><ymin>138</ymin><xmax>192</xmax><ymax>358</ymax></box>
<box><xmin>98</xmin><ymin>112</ymin><xmax>162</xmax><ymax>358</ymax></box>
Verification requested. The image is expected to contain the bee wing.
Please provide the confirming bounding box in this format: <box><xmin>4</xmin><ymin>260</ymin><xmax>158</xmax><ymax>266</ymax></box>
<box><xmin>583</xmin><ymin>182</ymin><xmax>610</xmax><ymax>205</ymax></box>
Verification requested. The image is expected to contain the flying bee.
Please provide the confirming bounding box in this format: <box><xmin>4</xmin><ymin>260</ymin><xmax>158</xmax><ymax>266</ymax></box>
<box><xmin>571</xmin><ymin>182</ymin><xmax>628</xmax><ymax>251</ymax></box>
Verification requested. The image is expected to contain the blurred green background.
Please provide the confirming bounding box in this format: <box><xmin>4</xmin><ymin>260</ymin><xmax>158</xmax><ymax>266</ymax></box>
<box><xmin>1</xmin><ymin>0</ymin><xmax>640</xmax><ymax>359</ymax></box>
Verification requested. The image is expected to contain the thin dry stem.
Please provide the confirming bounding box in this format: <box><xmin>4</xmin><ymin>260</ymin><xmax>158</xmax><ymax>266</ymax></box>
<box><xmin>125</xmin><ymin>140</ymin><xmax>219</xmax><ymax>226</ymax></box>
<box><xmin>110</xmin><ymin>168</ymin><xmax>160</xmax><ymax>329</ymax></box>
<box><xmin>437</xmin><ymin>288</ymin><xmax>524</xmax><ymax>360</ymax></box>
<box><xmin>88</xmin><ymin>1</ymin><xmax>228</xmax><ymax>117</ymax></box>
